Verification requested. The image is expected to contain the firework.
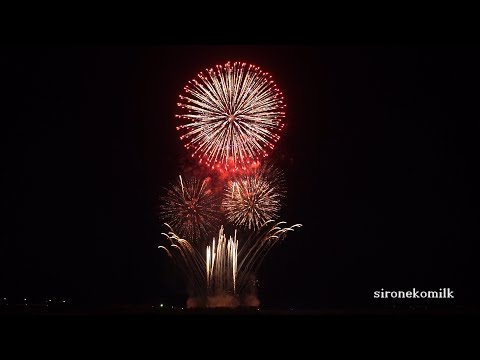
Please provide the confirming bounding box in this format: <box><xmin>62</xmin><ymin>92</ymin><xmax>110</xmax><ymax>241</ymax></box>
<box><xmin>235</xmin><ymin>220</ymin><xmax>302</xmax><ymax>296</ymax></box>
<box><xmin>160</xmin><ymin>221</ymin><xmax>302</xmax><ymax>303</ymax></box>
<box><xmin>176</xmin><ymin>61</ymin><xmax>285</xmax><ymax>171</ymax></box>
<box><xmin>159</xmin><ymin>175</ymin><xmax>221</xmax><ymax>242</ymax></box>
<box><xmin>159</xmin><ymin>224</ymin><xmax>207</xmax><ymax>298</ymax></box>
<box><xmin>206</xmin><ymin>227</ymin><xmax>238</xmax><ymax>295</ymax></box>
<box><xmin>158</xmin><ymin>61</ymin><xmax>301</xmax><ymax>308</ymax></box>
<box><xmin>222</xmin><ymin>164</ymin><xmax>285</xmax><ymax>230</ymax></box>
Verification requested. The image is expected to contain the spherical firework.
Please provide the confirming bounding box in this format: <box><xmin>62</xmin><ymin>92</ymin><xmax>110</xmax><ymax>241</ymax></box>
<box><xmin>222</xmin><ymin>164</ymin><xmax>285</xmax><ymax>230</ymax></box>
<box><xmin>176</xmin><ymin>61</ymin><xmax>285</xmax><ymax>172</ymax></box>
<box><xmin>159</xmin><ymin>175</ymin><xmax>221</xmax><ymax>242</ymax></box>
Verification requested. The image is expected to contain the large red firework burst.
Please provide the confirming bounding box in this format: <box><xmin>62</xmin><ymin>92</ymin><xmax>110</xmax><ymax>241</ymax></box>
<box><xmin>176</xmin><ymin>61</ymin><xmax>285</xmax><ymax>172</ymax></box>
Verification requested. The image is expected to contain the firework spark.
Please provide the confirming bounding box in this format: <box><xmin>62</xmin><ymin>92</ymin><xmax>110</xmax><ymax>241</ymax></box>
<box><xmin>159</xmin><ymin>224</ymin><xmax>207</xmax><ymax>298</ymax></box>
<box><xmin>235</xmin><ymin>220</ymin><xmax>302</xmax><ymax>297</ymax></box>
<box><xmin>176</xmin><ymin>61</ymin><xmax>286</xmax><ymax>172</ymax></box>
<box><xmin>206</xmin><ymin>227</ymin><xmax>238</xmax><ymax>295</ymax></box>
<box><xmin>222</xmin><ymin>164</ymin><xmax>285</xmax><ymax>230</ymax></box>
<box><xmin>160</xmin><ymin>221</ymin><xmax>302</xmax><ymax>304</ymax></box>
<box><xmin>159</xmin><ymin>175</ymin><xmax>221</xmax><ymax>242</ymax></box>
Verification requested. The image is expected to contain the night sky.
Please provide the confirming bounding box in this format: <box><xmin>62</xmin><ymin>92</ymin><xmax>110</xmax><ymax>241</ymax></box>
<box><xmin>1</xmin><ymin>46</ymin><xmax>479</xmax><ymax>309</ymax></box>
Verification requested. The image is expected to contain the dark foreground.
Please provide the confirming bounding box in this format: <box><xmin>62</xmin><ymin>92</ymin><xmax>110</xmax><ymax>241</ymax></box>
<box><xmin>2</xmin><ymin>304</ymin><xmax>477</xmax><ymax>342</ymax></box>
<box><xmin>1</xmin><ymin>304</ymin><xmax>478</xmax><ymax>318</ymax></box>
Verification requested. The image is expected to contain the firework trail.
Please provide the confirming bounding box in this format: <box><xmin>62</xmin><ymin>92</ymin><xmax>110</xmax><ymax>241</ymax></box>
<box><xmin>159</xmin><ymin>224</ymin><xmax>207</xmax><ymax>298</ymax></box>
<box><xmin>176</xmin><ymin>61</ymin><xmax>285</xmax><ymax>172</ymax></box>
<box><xmin>206</xmin><ymin>227</ymin><xmax>238</xmax><ymax>295</ymax></box>
<box><xmin>159</xmin><ymin>175</ymin><xmax>221</xmax><ymax>242</ymax></box>
<box><xmin>235</xmin><ymin>220</ymin><xmax>302</xmax><ymax>296</ymax></box>
<box><xmin>159</xmin><ymin>221</ymin><xmax>302</xmax><ymax>303</ymax></box>
<box><xmin>222</xmin><ymin>164</ymin><xmax>285</xmax><ymax>230</ymax></box>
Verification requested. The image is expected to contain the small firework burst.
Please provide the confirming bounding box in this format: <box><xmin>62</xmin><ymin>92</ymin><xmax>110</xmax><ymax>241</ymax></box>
<box><xmin>222</xmin><ymin>164</ymin><xmax>285</xmax><ymax>230</ymax></box>
<box><xmin>159</xmin><ymin>175</ymin><xmax>221</xmax><ymax>242</ymax></box>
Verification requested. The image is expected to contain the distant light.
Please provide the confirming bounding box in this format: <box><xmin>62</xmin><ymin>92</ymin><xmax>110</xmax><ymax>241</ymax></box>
<box><xmin>62</xmin><ymin>300</ymin><xmax>65</xmax><ymax>303</ymax></box>
<box><xmin>49</xmin><ymin>300</ymin><xmax>52</xmax><ymax>302</ymax></box>
<box><xmin>181</xmin><ymin>308</ymin><xmax>184</xmax><ymax>310</ymax></box>
<box><xmin>160</xmin><ymin>304</ymin><xmax>164</xmax><ymax>307</ymax></box>
<box><xmin>3</xmin><ymin>298</ymin><xmax>5</xmax><ymax>300</ymax></box>
<box><xmin>24</xmin><ymin>299</ymin><xmax>27</xmax><ymax>301</ymax></box>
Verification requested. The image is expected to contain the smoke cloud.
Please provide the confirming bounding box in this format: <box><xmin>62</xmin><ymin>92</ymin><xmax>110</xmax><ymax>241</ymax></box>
<box><xmin>186</xmin><ymin>293</ymin><xmax>260</xmax><ymax>309</ymax></box>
